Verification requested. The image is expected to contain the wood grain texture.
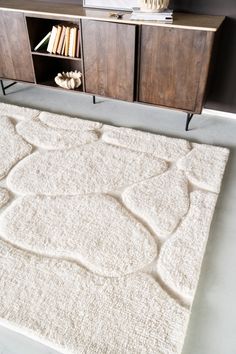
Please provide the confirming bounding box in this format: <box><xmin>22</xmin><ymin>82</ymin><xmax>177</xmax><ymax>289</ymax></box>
<box><xmin>138</xmin><ymin>26</ymin><xmax>215</xmax><ymax>113</ymax></box>
<box><xmin>0</xmin><ymin>0</ymin><xmax>224</xmax><ymax>31</ymax></box>
<box><xmin>194</xmin><ymin>31</ymin><xmax>215</xmax><ymax>113</ymax></box>
<box><xmin>82</xmin><ymin>19</ymin><xmax>135</xmax><ymax>101</ymax></box>
<box><xmin>0</xmin><ymin>10</ymin><xmax>34</xmax><ymax>82</ymax></box>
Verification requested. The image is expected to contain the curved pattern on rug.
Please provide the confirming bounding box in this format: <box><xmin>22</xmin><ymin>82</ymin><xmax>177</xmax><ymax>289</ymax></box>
<box><xmin>0</xmin><ymin>103</ymin><xmax>230</xmax><ymax>354</ymax></box>
<box><xmin>0</xmin><ymin>116</ymin><xmax>32</xmax><ymax>180</ymax></box>
<box><xmin>177</xmin><ymin>143</ymin><xmax>229</xmax><ymax>193</ymax></box>
<box><xmin>0</xmin><ymin>102</ymin><xmax>39</xmax><ymax>120</ymax></box>
<box><xmin>39</xmin><ymin>111</ymin><xmax>102</xmax><ymax>130</ymax></box>
<box><xmin>7</xmin><ymin>142</ymin><xmax>168</xmax><ymax>195</ymax></box>
<box><xmin>0</xmin><ymin>188</ymin><xmax>9</xmax><ymax>209</ymax></box>
<box><xmin>0</xmin><ymin>240</ymin><xmax>189</xmax><ymax>354</ymax></box>
<box><xmin>157</xmin><ymin>191</ymin><xmax>218</xmax><ymax>298</ymax></box>
<box><xmin>122</xmin><ymin>169</ymin><xmax>190</xmax><ymax>238</ymax></box>
<box><xmin>16</xmin><ymin>119</ymin><xmax>98</xmax><ymax>149</ymax></box>
<box><xmin>102</xmin><ymin>125</ymin><xmax>191</xmax><ymax>161</ymax></box>
<box><xmin>0</xmin><ymin>194</ymin><xmax>157</xmax><ymax>276</ymax></box>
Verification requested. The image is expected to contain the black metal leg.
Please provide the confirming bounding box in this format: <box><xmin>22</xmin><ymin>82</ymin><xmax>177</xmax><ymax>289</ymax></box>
<box><xmin>4</xmin><ymin>81</ymin><xmax>17</xmax><ymax>90</ymax></box>
<box><xmin>0</xmin><ymin>80</ymin><xmax>17</xmax><ymax>96</ymax></box>
<box><xmin>185</xmin><ymin>113</ymin><xmax>194</xmax><ymax>131</ymax></box>
<box><xmin>0</xmin><ymin>80</ymin><xmax>6</xmax><ymax>95</ymax></box>
<box><xmin>92</xmin><ymin>95</ymin><xmax>96</xmax><ymax>104</ymax></box>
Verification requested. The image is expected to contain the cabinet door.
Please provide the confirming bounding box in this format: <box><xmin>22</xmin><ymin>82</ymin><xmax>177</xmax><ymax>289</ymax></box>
<box><xmin>138</xmin><ymin>26</ymin><xmax>214</xmax><ymax>113</ymax></box>
<box><xmin>82</xmin><ymin>20</ymin><xmax>135</xmax><ymax>102</ymax></box>
<box><xmin>0</xmin><ymin>10</ymin><xmax>34</xmax><ymax>82</ymax></box>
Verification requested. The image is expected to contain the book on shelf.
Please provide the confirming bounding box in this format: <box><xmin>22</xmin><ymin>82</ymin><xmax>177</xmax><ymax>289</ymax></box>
<box><xmin>47</xmin><ymin>26</ymin><xmax>58</xmax><ymax>53</ymax></box>
<box><xmin>65</xmin><ymin>27</ymin><xmax>71</xmax><ymax>56</ymax></box>
<box><xmin>34</xmin><ymin>31</ymin><xmax>51</xmax><ymax>51</ymax></box>
<box><xmin>61</xmin><ymin>35</ymin><xmax>66</xmax><ymax>56</ymax></box>
<box><xmin>68</xmin><ymin>27</ymin><xmax>75</xmax><ymax>57</ymax></box>
<box><xmin>52</xmin><ymin>25</ymin><xmax>62</xmax><ymax>54</ymax></box>
<box><xmin>130</xmin><ymin>8</ymin><xmax>173</xmax><ymax>22</ymax></box>
<box><xmin>72</xmin><ymin>28</ymin><xmax>77</xmax><ymax>58</ymax></box>
<box><xmin>35</xmin><ymin>24</ymin><xmax>80</xmax><ymax>58</ymax></box>
<box><xmin>76</xmin><ymin>30</ymin><xmax>80</xmax><ymax>58</ymax></box>
<box><xmin>57</xmin><ymin>26</ymin><xmax>66</xmax><ymax>55</ymax></box>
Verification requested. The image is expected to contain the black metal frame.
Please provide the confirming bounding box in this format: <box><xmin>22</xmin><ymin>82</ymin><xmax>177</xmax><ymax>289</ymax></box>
<box><xmin>0</xmin><ymin>79</ymin><xmax>17</xmax><ymax>96</ymax></box>
<box><xmin>1</xmin><ymin>82</ymin><xmax>194</xmax><ymax>131</ymax></box>
<box><xmin>92</xmin><ymin>94</ymin><xmax>194</xmax><ymax>131</ymax></box>
<box><xmin>185</xmin><ymin>113</ymin><xmax>194</xmax><ymax>131</ymax></box>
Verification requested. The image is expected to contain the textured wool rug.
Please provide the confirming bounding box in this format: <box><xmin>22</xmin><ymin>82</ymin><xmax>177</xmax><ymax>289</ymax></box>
<box><xmin>0</xmin><ymin>102</ymin><xmax>229</xmax><ymax>354</ymax></box>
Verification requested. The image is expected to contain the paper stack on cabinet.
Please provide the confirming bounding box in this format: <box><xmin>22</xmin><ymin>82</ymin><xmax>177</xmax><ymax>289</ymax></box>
<box><xmin>130</xmin><ymin>8</ymin><xmax>173</xmax><ymax>22</ymax></box>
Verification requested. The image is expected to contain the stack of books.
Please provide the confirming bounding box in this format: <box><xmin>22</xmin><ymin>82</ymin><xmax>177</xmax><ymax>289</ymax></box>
<box><xmin>130</xmin><ymin>8</ymin><xmax>173</xmax><ymax>22</ymax></box>
<box><xmin>34</xmin><ymin>25</ymin><xmax>80</xmax><ymax>58</ymax></box>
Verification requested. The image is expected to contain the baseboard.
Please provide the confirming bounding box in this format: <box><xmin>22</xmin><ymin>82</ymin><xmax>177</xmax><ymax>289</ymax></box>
<box><xmin>203</xmin><ymin>108</ymin><xmax>236</xmax><ymax>120</ymax></box>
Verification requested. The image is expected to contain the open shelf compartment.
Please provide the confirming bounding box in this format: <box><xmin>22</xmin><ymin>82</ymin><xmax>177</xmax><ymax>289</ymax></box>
<box><xmin>32</xmin><ymin>55</ymin><xmax>84</xmax><ymax>92</ymax></box>
<box><xmin>26</xmin><ymin>17</ymin><xmax>82</xmax><ymax>59</ymax></box>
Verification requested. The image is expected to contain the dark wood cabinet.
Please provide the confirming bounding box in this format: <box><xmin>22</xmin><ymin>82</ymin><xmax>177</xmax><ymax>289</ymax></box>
<box><xmin>0</xmin><ymin>10</ymin><xmax>34</xmax><ymax>82</ymax></box>
<box><xmin>82</xmin><ymin>19</ymin><xmax>136</xmax><ymax>102</ymax></box>
<box><xmin>0</xmin><ymin>1</ymin><xmax>225</xmax><ymax>128</ymax></box>
<box><xmin>138</xmin><ymin>26</ymin><xmax>214</xmax><ymax>113</ymax></box>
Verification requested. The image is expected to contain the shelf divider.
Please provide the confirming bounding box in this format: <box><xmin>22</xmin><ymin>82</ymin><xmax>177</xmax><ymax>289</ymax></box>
<box><xmin>32</xmin><ymin>50</ymin><xmax>81</xmax><ymax>61</ymax></box>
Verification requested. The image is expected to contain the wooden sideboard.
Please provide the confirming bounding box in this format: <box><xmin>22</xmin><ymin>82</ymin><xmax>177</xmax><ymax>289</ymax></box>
<box><xmin>0</xmin><ymin>0</ymin><xmax>224</xmax><ymax>130</ymax></box>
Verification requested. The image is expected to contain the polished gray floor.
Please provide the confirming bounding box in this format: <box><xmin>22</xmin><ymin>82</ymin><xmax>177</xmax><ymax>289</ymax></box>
<box><xmin>0</xmin><ymin>81</ymin><xmax>236</xmax><ymax>354</ymax></box>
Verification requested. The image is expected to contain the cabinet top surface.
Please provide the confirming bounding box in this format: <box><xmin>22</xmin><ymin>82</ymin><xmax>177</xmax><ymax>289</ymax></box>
<box><xmin>0</xmin><ymin>0</ymin><xmax>224</xmax><ymax>31</ymax></box>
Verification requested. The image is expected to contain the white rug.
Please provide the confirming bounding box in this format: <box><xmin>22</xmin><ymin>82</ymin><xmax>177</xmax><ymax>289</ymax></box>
<box><xmin>0</xmin><ymin>102</ymin><xmax>229</xmax><ymax>354</ymax></box>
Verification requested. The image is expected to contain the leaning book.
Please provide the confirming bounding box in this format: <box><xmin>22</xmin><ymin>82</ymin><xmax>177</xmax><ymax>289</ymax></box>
<box><xmin>34</xmin><ymin>32</ymin><xmax>51</xmax><ymax>51</ymax></box>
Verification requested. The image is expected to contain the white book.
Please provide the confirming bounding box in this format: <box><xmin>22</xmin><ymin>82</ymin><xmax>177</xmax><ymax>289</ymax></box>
<box><xmin>34</xmin><ymin>31</ymin><xmax>51</xmax><ymax>51</ymax></box>
<box><xmin>47</xmin><ymin>26</ymin><xmax>58</xmax><ymax>53</ymax></box>
<box><xmin>130</xmin><ymin>11</ymin><xmax>173</xmax><ymax>21</ymax></box>
<box><xmin>131</xmin><ymin>14</ymin><xmax>173</xmax><ymax>19</ymax></box>
<box><xmin>130</xmin><ymin>15</ymin><xmax>173</xmax><ymax>21</ymax></box>
<box><xmin>132</xmin><ymin>8</ymin><xmax>173</xmax><ymax>15</ymax></box>
<box><xmin>68</xmin><ymin>27</ymin><xmax>75</xmax><ymax>57</ymax></box>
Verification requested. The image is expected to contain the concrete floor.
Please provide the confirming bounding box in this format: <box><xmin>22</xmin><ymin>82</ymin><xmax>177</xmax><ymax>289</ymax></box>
<box><xmin>0</xmin><ymin>81</ymin><xmax>236</xmax><ymax>354</ymax></box>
